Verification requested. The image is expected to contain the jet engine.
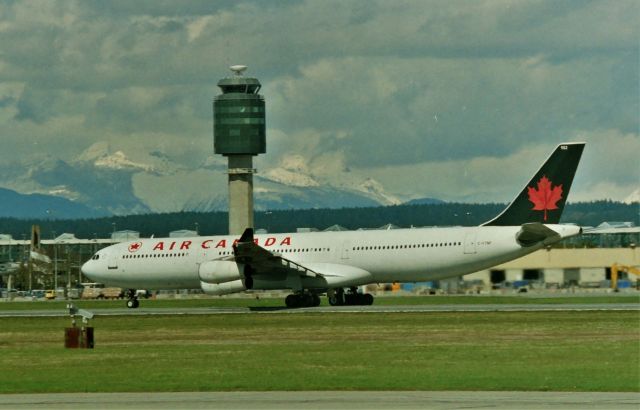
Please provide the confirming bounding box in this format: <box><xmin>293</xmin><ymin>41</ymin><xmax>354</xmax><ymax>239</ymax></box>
<box><xmin>199</xmin><ymin>260</ymin><xmax>243</xmax><ymax>284</ymax></box>
<box><xmin>200</xmin><ymin>280</ymin><xmax>246</xmax><ymax>296</ymax></box>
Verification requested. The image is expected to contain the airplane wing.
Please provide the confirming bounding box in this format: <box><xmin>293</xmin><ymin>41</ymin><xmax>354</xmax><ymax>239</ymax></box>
<box><xmin>232</xmin><ymin>228</ymin><xmax>321</xmax><ymax>279</ymax></box>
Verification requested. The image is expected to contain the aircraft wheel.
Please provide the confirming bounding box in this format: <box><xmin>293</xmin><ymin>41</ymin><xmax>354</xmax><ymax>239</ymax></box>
<box><xmin>328</xmin><ymin>290</ymin><xmax>344</xmax><ymax>306</ymax></box>
<box><xmin>285</xmin><ymin>294</ymin><xmax>299</xmax><ymax>308</ymax></box>
<box><xmin>344</xmin><ymin>293</ymin><xmax>357</xmax><ymax>306</ymax></box>
<box><xmin>312</xmin><ymin>293</ymin><xmax>321</xmax><ymax>307</ymax></box>
<box><xmin>363</xmin><ymin>293</ymin><xmax>374</xmax><ymax>305</ymax></box>
<box><xmin>126</xmin><ymin>299</ymin><xmax>139</xmax><ymax>309</ymax></box>
<box><xmin>300</xmin><ymin>293</ymin><xmax>313</xmax><ymax>307</ymax></box>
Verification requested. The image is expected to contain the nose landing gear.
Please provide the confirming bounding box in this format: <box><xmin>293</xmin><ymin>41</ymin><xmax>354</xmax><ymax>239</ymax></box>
<box><xmin>125</xmin><ymin>289</ymin><xmax>139</xmax><ymax>309</ymax></box>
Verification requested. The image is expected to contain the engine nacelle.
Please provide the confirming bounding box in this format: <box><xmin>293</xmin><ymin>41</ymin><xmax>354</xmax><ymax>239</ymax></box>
<box><xmin>199</xmin><ymin>260</ymin><xmax>243</xmax><ymax>284</ymax></box>
<box><xmin>200</xmin><ymin>280</ymin><xmax>246</xmax><ymax>296</ymax></box>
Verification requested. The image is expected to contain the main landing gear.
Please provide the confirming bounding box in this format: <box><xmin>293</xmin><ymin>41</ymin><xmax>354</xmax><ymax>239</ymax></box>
<box><xmin>328</xmin><ymin>287</ymin><xmax>374</xmax><ymax>306</ymax></box>
<box><xmin>285</xmin><ymin>292</ymin><xmax>321</xmax><ymax>308</ymax></box>
<box><xmin>126</xmin><ymin>289</ymin><xmax>139</xmax><ymax>309</ymax></box>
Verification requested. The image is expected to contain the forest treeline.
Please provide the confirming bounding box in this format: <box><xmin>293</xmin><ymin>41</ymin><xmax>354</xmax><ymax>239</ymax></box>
<box><xmin>0</xmin><ymin>200</ymin><xmax>637</xmax><ymax>239</ymax></box>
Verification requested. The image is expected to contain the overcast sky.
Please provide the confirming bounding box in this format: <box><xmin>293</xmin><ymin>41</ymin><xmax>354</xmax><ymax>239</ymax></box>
<box><xmin>0</xmin><ymin>0</ymin><xmax>638</xmax><ymax>203</ymax></box>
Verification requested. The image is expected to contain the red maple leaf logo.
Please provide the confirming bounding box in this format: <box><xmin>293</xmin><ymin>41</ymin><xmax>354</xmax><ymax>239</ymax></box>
<box><xmin>527</xmin><ymin>176</ymin><xmax>563</xmax><ymax>221</ymax></box>
<box><xmin>128</xmin><ymin>242</ymin><xmax>142</xmax><ymax>253</ymax></box>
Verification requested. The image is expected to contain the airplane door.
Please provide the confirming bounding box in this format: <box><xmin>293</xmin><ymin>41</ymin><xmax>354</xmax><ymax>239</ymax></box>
<box><xmin>108</xmin><ymin>254</ymin><xmax>118</xmax><ymax>270</ymax></box>
<box><xmin>464</xmin><ymin>230</ymin><xmax>477</xmax><ymax>254</ymax></box>
<box><xmin>341</xmin><ymin>240</ymin><xmax>351</xmax><ymax>260</ymax></box>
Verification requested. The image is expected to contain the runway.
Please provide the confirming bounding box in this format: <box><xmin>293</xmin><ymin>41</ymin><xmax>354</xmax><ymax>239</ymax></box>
<box><xmin>1</xmin><ymin>391</ymin><xmax>638</xmax><ymax>409</ymax></box>
<box><xmin>0</xmin><ymin>302</ymin><xmax>638</xmax><ymax>317</ymax></box>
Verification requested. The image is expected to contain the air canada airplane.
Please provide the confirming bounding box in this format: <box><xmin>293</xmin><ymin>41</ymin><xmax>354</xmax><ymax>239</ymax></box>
<box><xmin>82</xmin><ymin>143</ymin><xmax>585</xmax><ymax>308</ymax></box>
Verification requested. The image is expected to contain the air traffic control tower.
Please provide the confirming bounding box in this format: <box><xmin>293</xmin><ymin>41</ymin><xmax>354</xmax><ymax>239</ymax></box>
<box><xmin>214</xmin><ymin>65</ymin><xmax>266</xmax><ymax>235</ymax></box>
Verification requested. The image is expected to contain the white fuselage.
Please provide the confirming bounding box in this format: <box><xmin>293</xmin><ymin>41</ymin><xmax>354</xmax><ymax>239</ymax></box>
<box><xmin>81</xmin><ymin>224</ymin><xmax>580</xmax><ymax>290</ymax></box>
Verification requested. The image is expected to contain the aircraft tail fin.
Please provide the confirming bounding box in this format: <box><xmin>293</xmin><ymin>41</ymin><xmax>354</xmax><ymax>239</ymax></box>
<box><xmin>483</xmin><ymin>142</ymin><xmax>585</xmax><ymax>226</ymax></box>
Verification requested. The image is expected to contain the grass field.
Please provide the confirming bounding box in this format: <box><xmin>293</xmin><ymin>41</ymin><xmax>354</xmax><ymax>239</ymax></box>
<box><xmin>1</xmin><ymin>310</ymin><xmax>638</xmax><ymax>393</ymax></box>
<box><xmin>1</xmin><ymin>294</ymin><xmax>638</xmax><ymax>310</ymax></box>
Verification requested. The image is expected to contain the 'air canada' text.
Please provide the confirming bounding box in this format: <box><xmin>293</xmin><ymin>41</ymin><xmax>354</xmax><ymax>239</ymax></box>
<box><xmin>141</xmin><ymin>237</ymin><xmax>293</xmax><ymax>252</ymax></box>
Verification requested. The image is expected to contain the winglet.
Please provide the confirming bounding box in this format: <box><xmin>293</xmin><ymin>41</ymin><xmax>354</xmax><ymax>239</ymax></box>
<box><xmin>238</xmin><ymin>228</ymin><xmax>254</xmax><ymax>243</ymax></box>
<box><xmin>483</xmin><ymin>142</ymin><xmax>585</xmax><ymax>226</ymax></box>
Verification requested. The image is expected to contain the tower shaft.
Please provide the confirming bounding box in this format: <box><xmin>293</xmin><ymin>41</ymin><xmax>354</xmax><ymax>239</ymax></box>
<box><xmin>227</xmin><ymin>155</ymin><xmax>254</xmax><ymax>235</ymax></box>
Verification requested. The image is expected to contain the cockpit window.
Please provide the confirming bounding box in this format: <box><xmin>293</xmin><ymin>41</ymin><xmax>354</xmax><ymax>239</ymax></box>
<box><xmin>92</xmin><ymin>254</ymin><xmax>100</xmax><ymax>260</ymax></box>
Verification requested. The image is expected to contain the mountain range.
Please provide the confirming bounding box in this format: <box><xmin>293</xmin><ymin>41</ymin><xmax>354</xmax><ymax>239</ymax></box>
<box><xmin>4</xmin><ymin>143</ymin><xmax>635</xmax><ymax>220</ymax></box>
<box><xmin>0</xmin><ymin>142</ymin><xmax>410</xmax><ymax>219</ymax></box>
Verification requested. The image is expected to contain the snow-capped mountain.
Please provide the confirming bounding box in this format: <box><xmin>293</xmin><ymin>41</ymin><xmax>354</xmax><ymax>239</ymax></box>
<box><xmin>263</xmin><ymin>155</ymin><xmax>321</xmax><ymax>188</ymax></box>
<box><xmin>74</xmin><ymin>142</ymin><xmax>171</xmax><ymax>173</ymax></box>
<box><xmin>357</xmin><ymin>178</ymin><xmax>402</xmax><ymax>205</ymax></box>
<box><xmin>0</xmin><ymin>148</ymin><xmax>150</xmax><ymax>216</ymax></box>
<box><xmin>94</xmin><ymin>151</ymin><xmax>155</xmax><ymax>172</ymax></box>
<box><xmin>624</xmin><ymin>189</ymin><xmax>640</xmax><ymax>204</ymax></box>
<box><xmin>0</xmin><ymin>144</ymin><xmax>409</xmax><ymax>217</ymax></box>
<box><xmin>261</xmin><ymin>155</ymin><xmax>402</xmax><ymax>206</ymax></box>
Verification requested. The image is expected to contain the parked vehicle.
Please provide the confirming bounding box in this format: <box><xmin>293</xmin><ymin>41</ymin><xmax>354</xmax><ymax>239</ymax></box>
<box><xmin>30</xmin><ymin>289</ymin><xmax>46</xmax><ymax>299</ymax></box>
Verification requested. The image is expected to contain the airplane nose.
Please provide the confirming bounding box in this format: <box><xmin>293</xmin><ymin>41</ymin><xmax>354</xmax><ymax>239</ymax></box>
<box><xmin>81</xmin><ymin>260</ymin><xmax>102</xmax><ymax>282</ymax></box>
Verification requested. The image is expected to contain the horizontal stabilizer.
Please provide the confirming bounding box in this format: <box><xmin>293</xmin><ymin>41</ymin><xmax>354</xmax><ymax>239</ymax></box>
<box><xmin>516</xmin><ymin>223</ymin><xmax>560</xmax><ymax>247</ymax></box>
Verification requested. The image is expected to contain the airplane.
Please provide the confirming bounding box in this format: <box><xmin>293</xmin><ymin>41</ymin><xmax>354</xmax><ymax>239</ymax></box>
<box><xmin>82</xmin><ymin>142</ymin><xmax>585</xmax><ymax>308</ymax></box>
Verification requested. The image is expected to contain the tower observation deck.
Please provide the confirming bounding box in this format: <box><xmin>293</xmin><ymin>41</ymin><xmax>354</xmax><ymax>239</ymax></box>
<box><xmin>214</xmin><ymin>65</ymin><xmax>266</xmax><ymax>235</ymax></box>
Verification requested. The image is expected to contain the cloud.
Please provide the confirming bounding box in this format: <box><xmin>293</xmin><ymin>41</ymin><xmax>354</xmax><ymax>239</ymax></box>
<box><xmin>0</xmin><ymin>0</ymin><xmax>637</xmax><ymax>203</ymax></box>
<box><xmin>571</xmin><ymin>129</ymin><xmax>640</xmax><ymax>199</ymax></box>
<box><xmin>267</xmin><ymin>53</ymin><xmax>637</xmax><ymax>166</ymax></box>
